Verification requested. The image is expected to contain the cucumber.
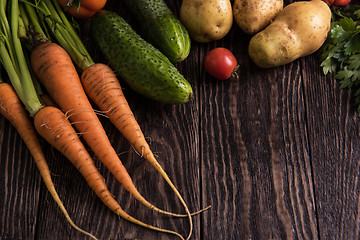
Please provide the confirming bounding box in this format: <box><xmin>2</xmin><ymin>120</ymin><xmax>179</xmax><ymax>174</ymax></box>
<box><xmin>123</xmin><ymin>0</ymin><xmax>191</xmax><ymax>63</ymax></box>
<box><xmin>90</xmin><ymin>10</ymin><xmax>193</xmax><ymax>104</ymax></box>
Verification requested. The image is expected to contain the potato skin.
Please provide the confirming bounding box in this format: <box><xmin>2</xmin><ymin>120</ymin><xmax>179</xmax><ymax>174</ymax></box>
<box><xmin>248</xmin><ymin>0</ymin><xmax>331</xmax><ymax>68</ymax></box>
<box><xmin>233</xmin><ymin>0</ymin><xmax>283</xmax><ymax>35</ymax></box>
<box><xmin>180</xmin><ymin>0</ymin><xmax>233</xmax><ymax>43</ymax></box>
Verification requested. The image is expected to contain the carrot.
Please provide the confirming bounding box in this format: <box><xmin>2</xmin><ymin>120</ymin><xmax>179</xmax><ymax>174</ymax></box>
<box><xmin>40</xmin><ymin>94</ymin><xmax>58</xmax><ymax>107</ymax></box>
<box><xmin>30</xmin><ymin>41</ymin><xmax>182</xmax><ymax>215</ymax></box>
<box><xmin>81</xmin><ymin>63</ymin><xmax>202</xmax><ymax>217</ymax></box>
<box><xmin>26</xmin><ymin>0</ymin><xmax>197</xmax><ymax>213</ymax></box>
<box><xmin>1</xmin><ymin>2</ymin><xmax>183</xmax><ymax>237</ymax></box>
<box><xmin>29</xmin><ymin>3</ymin><xmax>191</xmax><ymax>217</ymax></box>
<box><xmin>81</xmin><ymin>63</ymin><xmax>215</xmax><ymax>239</ymax></box>
<box><xmin>0</xmin><ymin>1</ymin><xmax>100</xmax><ymax>237</ymax></box>
<box><xmin>19</xmin><ymin>2</ymin><xmax>193</xmax><ymax>237</ymax></box>
<box><xmin>30</xmin><ymin>41</ymin><xmax>134</xmax><ymax>194</ymax></box>
<box><xmin>0</xmin><ymin>82</ymin><xmax>98</xmax><ymax>240</ymax></box>
<box><xmin>33</xmin><ymin>105</ymin><xmax>184</xmax><ymax>239</ymax></box>
<box><xmin>23</xmin><ymin>2</ymin><xmax>211</xmax><ymax>239</ymax></box>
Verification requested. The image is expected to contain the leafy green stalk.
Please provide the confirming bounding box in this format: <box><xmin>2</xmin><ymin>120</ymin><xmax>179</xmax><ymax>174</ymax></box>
<box><xmin>0</xmin><ymin>0</ymin><xmax>43</xmax><ymax>116</ymax></box>
<box><xmin>21</xmin><ymin>1</ymin><xmax>49</xmax><ymax>44</ymax></box>
<box><xmin>18</xmin><ymin>5</ymin><xmax>48</xmax><ymax>98</ymax></box>
<box><xmin>48</xmin><ymin>0</ymin><xmax>90</xmax><ymax>59</ymax></box>
<box><xmin>22</xmin><ymin>0</ymin><xmax>94</xmax><ymax>70</ymax></box>
<box><xmin>0</xmin><ymin>42</ymin><xmax>24</xmax><ymax>97</ymax></box>
<box><xmin>11</xmin><ymin>0</ymin><xmax>43</xmax><ymax>115</ymax></box>
<box><xmin>0</xmin><ymin>0</ymin><xmax>20</xmax><ymax>89</ymax></box>
<box><xmin>0</xmin><ymin>0</ymin><xmax>18</xmax><ymax>74</ymax></box>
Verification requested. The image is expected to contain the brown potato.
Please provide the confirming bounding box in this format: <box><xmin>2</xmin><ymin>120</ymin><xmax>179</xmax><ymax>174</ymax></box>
<box><xmin>180</xmin><ymin>0</ymin><xmax>233</xmax><ymax>43</ymax></box>
<box><xmin>233</xmin><ymin>0</ymin><xmax>283</xmax><ymax>35</ymax></box>
<box><xmin>248</xmin><ymin>0</ymin><xmax>331</xmax><ymax>68</ymax></box>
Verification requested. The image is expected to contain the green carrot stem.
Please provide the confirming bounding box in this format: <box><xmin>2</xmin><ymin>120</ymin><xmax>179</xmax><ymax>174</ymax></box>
<box><xmin>0</xmin><ymin>0</ymin><xmax>43</xmax><ymax>116</ymax></box>
<box><xmin>21</xmin><ymin>1</ymin><xmax>49</xmax><ymax>43</ymax></box>
<box><xmin>0</xmin><ymin>0</ymin><xmax>24</xmax><ymax>99</ymax></box>
<box><xmin>43</xmin><ymin>0</ymin><xmax>94</xmax><ymax>69</ymax></box>
<box><xmin>50</xmin><ymin>0</ymin><xmax>92</xmax><ymax>63</ymax></box>
<box><xmin>22</xmin><ymin>0</ymin><xmax>93</xmax><ymax>70</ymax></box>
<box><xmin>0</xmin><ymin>43</ymin><xmax>24</xmax><ymax>99</ymax></box>
<box><xmin>0</xmin><ymin>0</ymin><xmax>18</xmax><ymax>73</ymax></box>
<box><xmin>18</xmin><ymin>3</ymin><xmax>49</xmax><ymax>104</ymax></box>
<box><xmin>10</xmin><ymin>0</ymin><xmax>43</xmax><ymax>116</ymax></box>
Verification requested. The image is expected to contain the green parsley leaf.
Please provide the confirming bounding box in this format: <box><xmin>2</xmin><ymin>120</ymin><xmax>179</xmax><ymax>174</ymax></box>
<box><xmin>348</xmin><ymin>54</ymin><xmax>360</xmax><ymax>69</ymax></box>
<box><xmin>336</xmin><ymin>67</ymin><xmax>360</xmax><ymax>88</ymax></box>
<box><xmin>319</xmin><ymin>6</ymin><xmax>360</xmax><ymax>115</ymax></box>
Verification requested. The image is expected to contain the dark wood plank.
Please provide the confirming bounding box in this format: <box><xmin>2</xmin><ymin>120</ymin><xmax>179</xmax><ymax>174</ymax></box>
<box><xmin>0</xmin><ymin>118</ymin><xmax>41</xmax><ymax>239</ymax></box>
<box><xmin>301</xmin><ymin>1</ymin><xmax>360</xmax><ymax>239</ymax></box>
<box><xmin>303</xmin><ymin>54</ymin><xmax>360</xmax><ymax>240</ymax></box>
<box><xmin>198</xmin><ymin>20</ymin><xmax>319</xmax><ymax>238</ymax></box>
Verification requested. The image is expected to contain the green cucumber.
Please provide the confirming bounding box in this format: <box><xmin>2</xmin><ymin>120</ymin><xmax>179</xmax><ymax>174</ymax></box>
<box><xmin>90</xmin><ymin>10</ymin><xmax>193</xmax><ymax>104</ymax></box>
<box><xmin>123</xmin><ymin>0</ymin><xmax>191</xmax><ymax>63</ymax></box>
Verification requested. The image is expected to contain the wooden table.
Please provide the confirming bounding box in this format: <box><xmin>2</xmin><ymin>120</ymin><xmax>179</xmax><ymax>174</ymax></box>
<box><xmin>1</xmin><ymin>0</ymin><xmax>360</xmax><ymax>239</ymax></box>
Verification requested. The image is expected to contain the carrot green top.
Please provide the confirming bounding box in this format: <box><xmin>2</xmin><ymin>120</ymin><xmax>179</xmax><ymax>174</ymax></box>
<box><xmin>0</xmin><ymin>0</ymin><xmax>96</xmax><ymax>116</ymax></box>
<box><xmin>22</xmin><ymin>0</ymin><xmax>94</xmax><ymax>71</ymax></box>
<box><xmin>0</xmin><ymin>0</ymin><xmax>44</xmax><ymax>117</ymax></box>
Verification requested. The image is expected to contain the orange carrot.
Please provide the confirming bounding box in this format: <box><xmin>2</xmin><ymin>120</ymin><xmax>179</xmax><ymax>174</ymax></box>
<box><xmin>23</xmin><ymin>2</ymin><xmax>203</xmax><ymax>237</ymax></box>
<box><xmin>34</xmin><ymin>105</ymin><xmax>184</xmax><ymax>239</ymax></box>
<box><xmin>31</xmin><ymin>42</ymin><xmax>138</xmax><ymax>192</ymax></box>
<box><xmin>30</xmin><ymin>42</ymin><xmax>179</xmax><ymax>217</ymax></box>
<box><xmin>0</xmin><ymin>3</ymin><xmax>181</xmax><ymax>238</ymax></box>
<box><xmin>81</xmin><ymin>63</ymin><xmax>201</xmax><ymax>218</ymax></box>
<box><xmin>80</xmin><ymin>63</ymin><xmax>213</xmax><ymax>240</ymax></box>
<box><xmin>0</xmin><ymin>82</ymin><xmax>98</xmax><ymax>240</ymax></box>
<box><xmin>40</xmin><ymin>94</ymin><xmax>58</xmax><ymax>107</ymax></box>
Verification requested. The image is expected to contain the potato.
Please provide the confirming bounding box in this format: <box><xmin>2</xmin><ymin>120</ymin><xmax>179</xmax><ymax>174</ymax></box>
<box><xmin>248</xmin><ymin>0</ymin><xmax>331</xmax><ymax>68</ymax></box>
<box><xmin>180</xmin><ymin>0</ymin><xmax>233</xmax><ymax>43</ymax></box>
<box><xmin>233</xmin><ymin>0</ymin><xmax>283</xmax><ymax>35</ymax></box>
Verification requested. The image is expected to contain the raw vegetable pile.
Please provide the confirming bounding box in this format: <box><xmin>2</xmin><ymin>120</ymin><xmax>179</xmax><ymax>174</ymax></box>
<box><xmin>0</xmin><ymin>0</ymin><xmax>205</xmax><ymax>239</ymax></box>
<box><xmin>1</xmin><ymin>0</ymin><xmax>359</xmax><ymax>239</ymax></box>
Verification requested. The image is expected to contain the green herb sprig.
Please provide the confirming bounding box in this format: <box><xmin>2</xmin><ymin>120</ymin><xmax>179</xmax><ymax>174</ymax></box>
<box><xmin>319</xmin><ymin>5</ymin><xmax>360</xmax><ymax>114</ymax></box>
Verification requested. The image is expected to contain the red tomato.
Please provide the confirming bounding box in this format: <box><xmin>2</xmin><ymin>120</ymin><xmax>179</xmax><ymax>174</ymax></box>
<box><xmin>57</xmin><ymin>0</ymin><xmax>107</xmax><ymax>19</ymax></box>
<box><xmin>333</xmin><ymin>0</ymin><xmax>351</xmax><ymax>5</ymax></box>
<box><xmin>204</xmin><ymin>48</ymin><xmax>238</xmax><ymax>80</ymax></box>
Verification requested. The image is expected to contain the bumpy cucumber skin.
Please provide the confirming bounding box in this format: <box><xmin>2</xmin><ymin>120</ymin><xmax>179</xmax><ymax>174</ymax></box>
<box><xmin>123</xmin><ymin>0</ymin><xmax>191</xmax><ymax>63</ymax></box>
<box><xmin>90</xmin><ymin>10</ymin><xmax>193</xmax><ymax>104</ymax></box>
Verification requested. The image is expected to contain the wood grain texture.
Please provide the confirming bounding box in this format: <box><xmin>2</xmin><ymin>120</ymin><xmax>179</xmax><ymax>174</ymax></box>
<box><xmin>302</xmin><ymin>55</ymin><xmax>360</xmax><ymax>240</ymax></box>
<box><xmin>0</xmin><ymin>119</ymin><xmax>41</xmax><ymax>239</ymax></box>
<box><xmin>1</xmin><ymin>0</ymin><xmax>360</xmax><ymax>239</ymax></box>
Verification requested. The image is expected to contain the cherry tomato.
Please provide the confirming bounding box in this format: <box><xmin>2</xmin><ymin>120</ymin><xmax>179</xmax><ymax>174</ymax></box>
<box><xmin>204</xmin><ymin>47</ymin><xmax>238</xmax><ymax>80</ymax></box>
<box><xmin>57</xmin><ymin>0</ymin><xmax>107</xmax><ymax>19</ymax></box>
<box><xmin>333</xmin><ymin>0</ymin><xmax>351</xmax><ymax>6</ymax></box>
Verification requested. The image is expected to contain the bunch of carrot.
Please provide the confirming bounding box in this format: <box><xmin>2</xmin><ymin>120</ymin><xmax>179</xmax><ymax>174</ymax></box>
<box><xmin>0</xmin><ymin>0</ymin><xmax>98</xmax><ymax>239</ymax></box>
<box><xmin>0</xmin><ymin>0</ymin><xmax>209</xmax><ymax>239</ymax></box>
